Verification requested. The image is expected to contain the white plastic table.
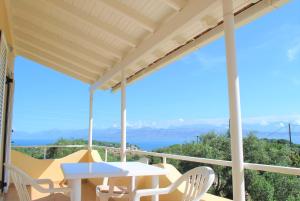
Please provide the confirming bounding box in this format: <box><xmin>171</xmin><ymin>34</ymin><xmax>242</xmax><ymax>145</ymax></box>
<box><xmin>61</xmin><ymin>162</ymin><xmax>168</xmax><ymax>201</ymax></box>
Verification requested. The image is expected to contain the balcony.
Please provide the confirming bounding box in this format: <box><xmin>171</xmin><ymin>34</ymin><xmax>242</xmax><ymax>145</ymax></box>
<box><xmin>4</xmin><ymin>146</ymin><xmax>232</xmax><ymax>201</ymax></box>
<box><xmin>0</xmin><ymin>0</ymin><xmax>298</xmax><ymax>201</ymax></box>
<box><xmin>4</xmin><ymin>144</ymin><xmax>300</xmax><ymax>201</ymax></box>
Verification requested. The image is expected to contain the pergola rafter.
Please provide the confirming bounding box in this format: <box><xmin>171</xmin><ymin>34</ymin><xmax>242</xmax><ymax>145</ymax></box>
<box><xmin>91</xmin><ymin>0</ymin><xmax>218</xmax><ymax>91</ymax></box>
<box><xmin>16</xmin><ymin>48</ymin><xmax>95</xmax><ymax>84</ymax></box>
<box><xmin>15</xmin><ymin>0</ymin><xmax>124</xmax><ymax>60</ymax></box>
<box><xmin>14</xmin><ymin>31</ymin><xmax>104</xmax><ymax>74</ymax></box>
<box><xmin>15</xmin><ymin>40</ymin><xmax>99</xmax><ymax>80</ymax></box>
<box><xmin>13</xmin><ymin>17</ymin><xmax>114</xmax><ymax>68</ymax></box>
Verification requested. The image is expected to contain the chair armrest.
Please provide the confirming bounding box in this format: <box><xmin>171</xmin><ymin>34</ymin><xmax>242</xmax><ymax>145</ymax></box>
<box><xmin>134</xmin><ymin>187</ymin><xmax>171</xmax><ymax>201</ymax></box>
<box><xmin>35</xmin><ymin>179</ymin><xmax>54</xmax><ymax>190</ymax></box>
<box><xmin>47</xmin><ymin>187</ymin><xmax>71</xmax><ymax>194</ymax></box>
<box><xmin>33</xmin><ymin>179</ymin><xmax>71</xmax><ymax>194</ymax></box>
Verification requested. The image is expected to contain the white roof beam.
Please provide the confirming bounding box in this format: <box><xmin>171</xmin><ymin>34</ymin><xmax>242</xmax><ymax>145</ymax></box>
<box><xmin>15</xmin><ymin>40</ymin><xmax>99</xmax><ymax>81</ymax></box>
<box><xmin>112</xmin><ymin>0</ymin><xmax>285</xmax><ymax>90</ymax></box>
<box><xmin>16</xmin><ymin>48</ymin><xmax>94</xmax><ymax>84</ymax></box>
<box><xmin>99</xmin><ymin>0</ymin><xmax>157</xmax><ymax>32</ymax></box>
<box><xmin>15</xmin><ymin>0</ymin><xmax>124</xmax><ymax>60</ymax></box>
<box><xmin>45</xmin><ymin>0</ymin><xmax>138</xmax><ymax>47</ymax></box>
<box><xmin>91</xmin><ymin>0</ymin><xmax>217</xmax><ymax>91</ymax></box>
<box><xmin>14</xmin><ymin>30</ymin><xmax>104</xmax><ymax>74</ymax></box>
<box><xmin>160</xmin><ymin>0</ymin><xmax>186</xmax><ymax>11</ymax></box>
<box><xmin>12</xmin><ymin>16</ymin><xmax>114</xmax><ymax>68</ymax></box>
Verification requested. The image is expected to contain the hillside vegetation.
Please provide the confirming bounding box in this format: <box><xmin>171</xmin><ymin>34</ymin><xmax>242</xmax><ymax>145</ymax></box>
<box><xmin>13</xmin><ymin>132</ymin><xmax>300</xmax><ymax>201</ymax></box>
<box><xmin>153</xmin><ymin>132</ymin><xmax>300</xmax><ymax>201</ymax></box>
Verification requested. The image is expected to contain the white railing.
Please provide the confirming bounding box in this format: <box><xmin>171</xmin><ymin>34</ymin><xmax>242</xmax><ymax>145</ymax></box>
<box><xmin>12</xmin><ymin>144</ymin><xmax>300</xmax><ymax>176</ymax></box>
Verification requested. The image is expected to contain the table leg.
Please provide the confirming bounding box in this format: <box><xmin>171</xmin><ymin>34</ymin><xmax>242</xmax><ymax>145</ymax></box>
<box><xmin>152</xmin><ymin>176</ymin><xmax>159</xmax><ymax>201</ymax></box>
<box><xmin>69</xmin><ymin>179</ymin><xmax>81</xmax><ymax>201</ymax></box>
<box><xmin>130</xmin><ymin>176</ymin><xmax>136</xmax><ymax>200</ymax></box>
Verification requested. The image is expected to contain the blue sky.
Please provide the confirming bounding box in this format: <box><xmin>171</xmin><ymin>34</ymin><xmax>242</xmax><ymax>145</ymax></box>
<box><xmin>13</xmin><ymin>1</ymin><xmax>300</xmax><ymax>133</ymax></box>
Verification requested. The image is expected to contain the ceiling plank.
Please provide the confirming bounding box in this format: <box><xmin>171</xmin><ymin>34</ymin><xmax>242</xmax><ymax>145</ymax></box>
<box><xmin>12</xmin><ymin>16</ymin><xmax>114</xmax><ymax>68</ymax></box>
<box><xmin>14</xmin><ymin>30</ymin><xmax>105</xmax><ymax>74</ymax></box>
<box><xmin>45</xmin><ymin>0</ymin><xmax>138</xmax><ymax>47</ymax></box>
<box><xmin>16</xmin><ymin>48</ymin><xmax>94</xmax><ymax>84</ymax></box>
<box><xmin>15</xmin><ymin>0</ymin><xmax>124</xmax><ymax>60</ymax></box>
<box><xmin>15</xmin><ymin>40</ymin><xmax>99</xmax><ymax>81</ymax></box>
<box><xmin>91</xmin><ymin>0</ymin><xmax>217</xmax><ymax>91</ymax></box>
<box><xmin>99</xmin><ymin>0</ymin><xmax>157</xmax><ymax>32</ymax></box>
<box><xmin>112</xmin><ymin>0</ymin><xmax>285</xmax><ymax>90</ymax></box>
<box><xmin>160</xmin><ymin>0</ymin><xmax>186</xmax><ymax>11</ymax></box>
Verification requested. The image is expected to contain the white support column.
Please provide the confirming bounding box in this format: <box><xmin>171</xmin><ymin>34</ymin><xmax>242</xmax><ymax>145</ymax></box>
<box><xmin>88</xmin><ymin>89</ymin><xmax>94</xmax><ymax>150</ymax></box>
<box><xmin>121</xmin><ymin>69</ymin><xmax>127</xmax><ymax>162</ymax></box>
<box><xmin>223</xmin><ymin>0</ymin><xmax>245</xmax><ymax>201</ymax></box>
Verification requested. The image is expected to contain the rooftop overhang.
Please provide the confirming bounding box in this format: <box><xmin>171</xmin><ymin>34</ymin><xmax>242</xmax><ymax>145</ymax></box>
<box><xmin>2</xmin><ymin>0</ymin><xmax>289</xmax><ymax>90</ymax></box>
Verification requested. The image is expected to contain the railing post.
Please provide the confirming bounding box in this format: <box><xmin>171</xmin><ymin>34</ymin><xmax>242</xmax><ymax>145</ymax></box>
<box><xmin>121</xmin><ymin>69</ymin><xmax>127</xmax><ymax>162</ymax></box>
<box><xmin>162</xmin><ymin>157</ymin><xmax>167</xmax><ymax>164</ymax></box>
<box><xmin>223</xmin><ymin>0</ymin><xmax>245</xmax><ymax>200</ymax></box>
<box><xmin>43</xmin><ymin>147</ymin><xmax>47</xmax><ymax>159</ymax></box>
<box><xmin>105</xmin><ymin>148</ymin><xmax>108</xmax><ymax>162</ymax></box>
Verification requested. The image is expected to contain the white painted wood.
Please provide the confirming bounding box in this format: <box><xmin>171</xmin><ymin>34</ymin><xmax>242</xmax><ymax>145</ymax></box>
<box><xmin>15</xmin><ymin>40</ymin><xmax>98</xmax><ymax>80</ymax></box>
<box><xmin>130</xmin><ymin>150</ymin><xmax>232</xmax><ymax>167</ymax></box>
<box><xmin>14</xmin><ymin>1</ymin><xmax>123</xmax><ymax>60</ymax></box>
<box><xmin>45</xmin><ymin>0</ymin><xmax>137</xmax><ymax>47</ymax></box>
<box><xmin>111</xmin><ymin>0</ymin><xmax>289</xmax><ymax>91</ymax></box>
<box><xmin>134</xmin><ymin>167</ymin><xmax>215</xmax><ymax>201</ymax></box>
<box><xmin>88</xmin><ymin>90</ymin><xmax>94</xmax><ymax>149</ymax></box>
<box><xmin>152</xmin><ymin>176</ymin><xmax>159</xmax><ymax>201</ymax></box>
<box><xmin>13</xmin><ymin>144</ymin><xmax>300</xmax><ymax>177</ymax></box>
<box><xmin>69</xmin><ymin>179</ymin><xmax>81</xmax><ymax>201</ymax></box>
<box><xmin>244</xmin><ymin>162</ymin><xmax>300</xmax><ymax>176</ymax></box>
<box><xmin>16</xmin><ymin>48</ymin><xmax>94</xmax><ymax>84</ymax></box>
<box><xmin>121</xmin><ymin>69</ymin><xmax>127</xmax><ymax>162</ymax></box>
<box><xmin>14</xmin><ymin>30</ymin><xmax>105</xmax><ymax>74</ymax></box>
<box><xmin>223</xmin><ymin>0</ymin><xmax>245</xmax><ymax>201</ymax></box>
<box><xmin>13</xmin><ymin>16</ymin><xmax>113</xmax><ymax>67</ymax></box>
<box><xmin>91</xmin><ymin>0</ymin><xmax>217</xmax><ymax>91</ymax></box>
<box><xmin>61</xmin><ymin>162</ymin><xmax>168</xmax><ymax>180</ymax></box>
<box><xmin>104</xmin><ymin>148</ymin><xmax>108</xmax><ymax>162</ymax></box>
<box><xmin>100</xmin><ymin>0</ymin><xmax>156</xmax><ymax>32</ymax></box>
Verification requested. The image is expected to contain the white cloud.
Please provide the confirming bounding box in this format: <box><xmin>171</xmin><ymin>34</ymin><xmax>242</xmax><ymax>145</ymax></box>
<box><xmin>242</xmin><ymin>114</ymin><xmax>300</xmax><ymax>126</ymax></box>
<box><xmin>178</xmin><ymin>118</ymin><xmax>185</xmax><ymax>123</ymax></box>
<box><xmin>287</xmin><ymin>40</ymin><xmax>300</xmax><ymax>61</ymax></box>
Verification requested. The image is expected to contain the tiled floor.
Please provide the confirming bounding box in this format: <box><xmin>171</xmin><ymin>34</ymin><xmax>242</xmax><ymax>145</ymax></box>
<box><xmin>4</xmin><ymin>182</ymin><xmax>231</xmax><ymax>201</ymax></box>
<box><xmin>4</xmin><ymin>182</ymin><xmax>95</xmax><ymax>201</ymax></box>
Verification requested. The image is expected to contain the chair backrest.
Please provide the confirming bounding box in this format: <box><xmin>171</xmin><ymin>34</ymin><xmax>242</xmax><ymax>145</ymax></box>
<box><xmin>169</xmin><ymin>166</ymin><xmax>215</xmax><ymax>201</ymax></box>
<box><xmin>5</xmin><ymin>163</ymin><xmax>33</xmax><ymax>201</ymax></box>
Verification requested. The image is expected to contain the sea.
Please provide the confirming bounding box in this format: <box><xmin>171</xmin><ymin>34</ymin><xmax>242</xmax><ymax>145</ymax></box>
<box><xmin>12</xmin><ymin>132</ymin><xmax>300</xmax><ymax>151</ymax></box>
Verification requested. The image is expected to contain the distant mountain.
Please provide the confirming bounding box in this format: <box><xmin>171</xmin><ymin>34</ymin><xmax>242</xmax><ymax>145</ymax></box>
<box><xmin>12</xmin><ymin>123</ymin><xmax>300</xmax><ymax>150</ymax></box>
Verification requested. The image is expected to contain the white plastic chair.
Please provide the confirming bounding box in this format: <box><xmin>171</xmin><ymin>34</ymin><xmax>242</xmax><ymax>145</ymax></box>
<box><xmin>96</xmin><ymin>157</ymin><xmax>149</xmax><ymax>201</ymax></box>
<box><xmin>133</xmin><ymin>166</ymin><xmax>215</xmax><ymax>201</ymax></box>
<box><xmin>5</xmin><ymin>163</ymin><xmax>71</xmax><ymax>201</ymax></box>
